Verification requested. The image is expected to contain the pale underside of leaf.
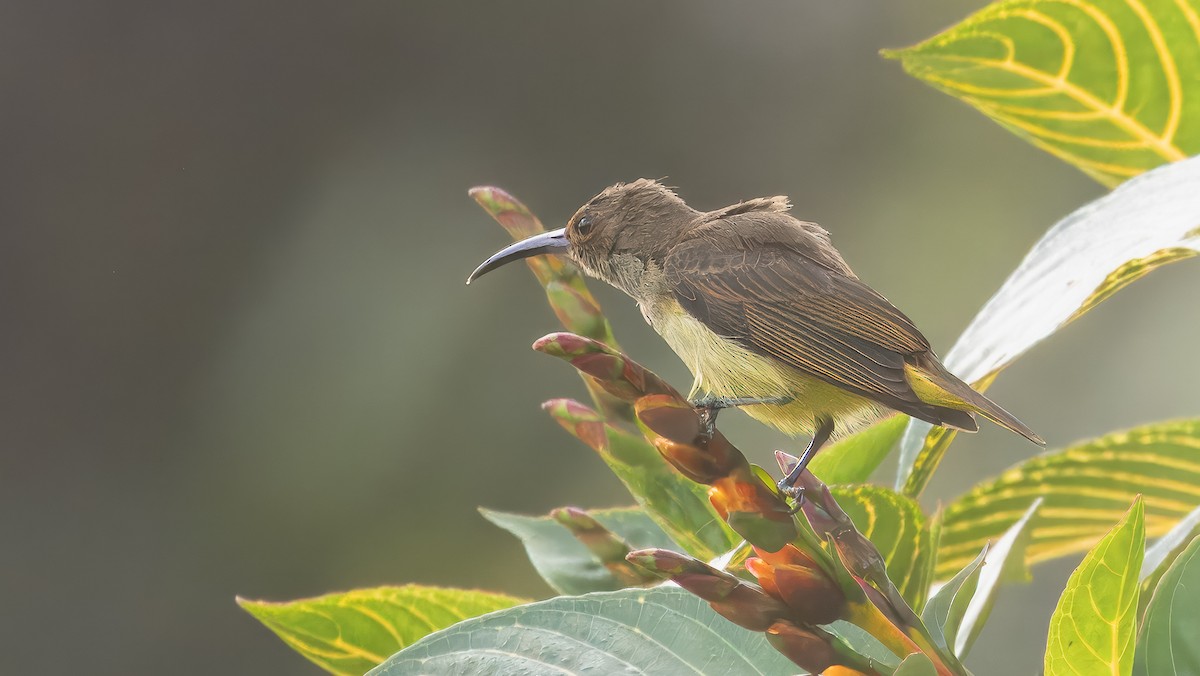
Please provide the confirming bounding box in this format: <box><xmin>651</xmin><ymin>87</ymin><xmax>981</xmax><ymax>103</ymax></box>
<box><xmin>897</xmin><ymin>155</ymin><xmax>1200</xmax><ymax>497</ymax></box>
<box><xmin>368</xmin><ymin>587</ymin><xmax>798</xmax><ymax>676</ymax></box>
<box><xmin>1134</xmin><ymin>534</ymin><xmax>1200</xmax><ymax>675</ymax></box>
<box><xmin>952</xmin><ymin>498</ymin><xmax>1042</xmax><ymax>657</ymax></box>
<box><xmin>893</xmin><ymin>651</ymin><xmax>939</xmax><ymax>676</ymax></box>
<box><xmin>481</xmin><ymin>506</ymin><xmax>675</xmax><ymax>595</ymax></box>
<box><xmin>922</xmin><ymin>545</ymin><xmax>987</xmax><ymax>658</ymax></box>
<box><xmin>1138</xmin><ymin>503</ymin><xmax>1200</xmax><ymax>619</ymax></box>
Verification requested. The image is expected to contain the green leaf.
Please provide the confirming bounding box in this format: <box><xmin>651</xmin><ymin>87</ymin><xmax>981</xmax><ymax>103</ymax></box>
<box><xmin>1044</xmin><ymin>497</ymin><xmax>1145</xmax><ymax>676</ymax></box>
<box><xmin>1138</xmin><ymin>503</ymin><xmax>1200</xmax><ymax>619</ymax></box>
<box><xmin>1134</xmin><ymin>534</ymin><xmax>1200</xmax><ymax>675</ymax></box>
<box><xmin>898</xmin><ymin>157</ymin><xmax>1200</xmax><ymax>497</ymax></box>
<box><xmin>922</xmin><ymin>546</ymin><xmax>987</xmax><ymax>659</ymax></box>
<box><xmin>481</xmin><ymin>506</ymin><xmax>675</xmax><ymax>595</ymax></box>
<box><xmin>937</xmin><ymin>419</ymin><xmax>1200</xmax><ymax>578</ymax></box>
<box><xmin>893</xmin><ymin>652</ymin><xmax>938</xmax><ymax>676</ymax></box>
<box><xmin>368</xmin><ymin>587</ymin><xmax>798</xmax><ymax>676</ymax></box>
<box><xmin>952</xmin><ymin>498</ymin><xmax>1042</xmax><ymax>658</ymax></box>
<box><xmin>810</xmin><ymin>414</ymin><xmax>907</xmax><ymax>485</ymax></box>
<box><xmin>238</xmin><ymin>585</ymin><xmax>525</xmax><ymax>676</ymax></box>
<box><xmin>886</xmin><ymin>0</ymin><xmax>1199</xmax><ymax>187</ymax></box>
<box><xmin>830</xmin><ymin>485</ymin><xmax>935</xmax><ymax>609</ymax></box>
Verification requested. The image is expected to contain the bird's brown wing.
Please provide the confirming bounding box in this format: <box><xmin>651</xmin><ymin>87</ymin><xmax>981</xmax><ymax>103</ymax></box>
<box><xmin>664</xmin><ymin>235</ymin><xmax>972</xmax><ymax>428</ymax></box>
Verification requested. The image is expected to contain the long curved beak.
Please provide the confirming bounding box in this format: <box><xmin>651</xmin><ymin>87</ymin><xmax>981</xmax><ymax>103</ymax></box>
<box><xmin>466</xmin><ymin>228</ymin><xmax>569</xmax><ymax>284</ymax></box>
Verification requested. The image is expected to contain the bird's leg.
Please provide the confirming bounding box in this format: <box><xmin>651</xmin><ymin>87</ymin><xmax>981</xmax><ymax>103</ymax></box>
<box><xmin>778</xmin><ymin>417</ymin><xmax>835</xmax><ymax>510</ymax></box>
<box><xmin>689</xmin><ymin>393</ymin><xmax>795</xmax><ymax>442</ymax></box>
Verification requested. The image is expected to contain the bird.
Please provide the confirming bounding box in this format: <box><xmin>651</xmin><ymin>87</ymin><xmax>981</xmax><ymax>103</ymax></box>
<box><xmin>467</xmin><ymin>179</ymin><xmax>1043</xmax><ymax>496</ymax></box>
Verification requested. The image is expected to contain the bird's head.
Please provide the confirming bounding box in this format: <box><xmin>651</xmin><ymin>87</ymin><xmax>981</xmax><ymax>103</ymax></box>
<box><xmin>467</xmin><ymin>179</ymin><xmax>697</xmax><ymax>293</ymax></box>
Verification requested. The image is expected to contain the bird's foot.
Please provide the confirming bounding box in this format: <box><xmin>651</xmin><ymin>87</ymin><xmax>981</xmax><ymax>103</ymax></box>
<box><xmin>688</xmin><ymin>394</ymin><xmax>794</xmax><ymax>442</ymax></box>
<box><xmin>775</xmin><ymin>416</ymin><xmax>835</xmax><ymax>513</ymax></box>
<box><xmin>777</xmin><ymin>468</ymin><xmax>808</xmax><ymax>514</ymax></box>
<box><xmin>781</xmin><ymin>487</ymin><xmax>807</xmax><ymax>515</ymax></box>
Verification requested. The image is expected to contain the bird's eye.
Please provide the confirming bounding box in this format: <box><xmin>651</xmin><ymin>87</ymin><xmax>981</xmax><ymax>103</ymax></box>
<box><xmin>575</xmin><ymin>216</ymin><xmax>593</xmax><ymax>236</ymax></box>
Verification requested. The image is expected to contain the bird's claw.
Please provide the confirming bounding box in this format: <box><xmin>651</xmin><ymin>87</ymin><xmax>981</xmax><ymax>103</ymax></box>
<box><xmin>689</xmin><ymin>394</ymin><xmax>795</xmax><ymax>443</ymax></box>
<box><xmin>694</xmin><ymin>406</ymin><xmax>718</xmax><ymax>443</ymax></box>
<box><xmin>778</xmin><ymin>481</ymin><xmax>807</xmax><ymax>514</ymax></box>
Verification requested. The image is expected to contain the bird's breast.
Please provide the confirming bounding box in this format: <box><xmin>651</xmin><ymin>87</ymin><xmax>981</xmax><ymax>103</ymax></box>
<box><xmin>641</xmin><ymin>297</ymin><xmax>788</xmax><ymax>398</ymax></box>
<box><xmin>640</xmin><ymin>296</ymin><xmax>884</xmax><ymax>438</ymax></box>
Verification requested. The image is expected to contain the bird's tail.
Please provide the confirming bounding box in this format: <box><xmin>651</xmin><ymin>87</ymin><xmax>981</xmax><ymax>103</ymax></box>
<box><xmin>905</xmin><ymin>359</ymin><xmax>1045</xmax><ymax>446</ymax></box>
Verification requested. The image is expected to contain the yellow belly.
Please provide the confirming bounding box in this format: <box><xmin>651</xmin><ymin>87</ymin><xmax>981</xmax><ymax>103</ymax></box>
<box><xmin>647</xmin><ymin>298</ymin><xmax>885</xmax><ymax>438</ymax></box>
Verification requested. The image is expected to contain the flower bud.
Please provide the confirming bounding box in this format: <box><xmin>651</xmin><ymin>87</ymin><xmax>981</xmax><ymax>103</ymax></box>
<box><xmin>674</xmin><ymin>575</ymin><xmax>791</xmax><ymax>632</ymax></box>
<box><xmin>747</xmin><ymin>553</ymin><xmax>846</xmax><ymax>625</ymax></box>
<box><xmin>765</xmin><ymin>620</ymin><xmax>841</xmax><ymax>673</ymax></box>
<box><xmin>710</xmin><ymin>477</ymin><xmax>797</xmax><ymax>552</ymax></box>
<box><xmin>652</xmin><ymin>437</ymin><xmax>724</xmax><ymax>483</ymax></box>
<box><xmin>771</xmin><ymin>563</ymin><xmax>846</xmax><ymax>625</ymax></box>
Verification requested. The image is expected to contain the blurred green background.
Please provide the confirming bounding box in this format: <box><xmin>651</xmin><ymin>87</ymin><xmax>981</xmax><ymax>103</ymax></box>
<box><xmin>3</xmin><ymin>1</ymin><xmax>1198</xmax><ymax>673</ymax></box>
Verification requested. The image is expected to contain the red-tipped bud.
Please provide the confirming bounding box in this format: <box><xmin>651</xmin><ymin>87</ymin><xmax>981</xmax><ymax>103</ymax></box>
<box><xmin>672</xmin><ymin>573</ymin><xmax>792</xmax><ymax>632</ymax></box>
<box><xmin>542</xmin><ymin>398</ymin><xmax>604</xmax><ymax>424</ymax></box>
<box><xmin>531</xmin><ymin>332</ymin><xmax>592</xmax><ymax>359</ymax></box>
<box><xmin>703</xmin><ymin>584</ymin><xmax>793</xmax><ymax>632</ymax></box>
<box><xmin>748</xmin><ymin>552</ymin><xmax>846</xmax><ymax>625</ymax></box>
<box><xmin>626</xmin><ymin>549</ymin><xmax>790</xmax><ymax>632</ymax></box>
<box><xmin>753</xmin><ymin>543</ymin><xmax>821</xmax><ymax>570</ymax></box>
<box><xmin>772</xmin><ymin>563</ymin><xmax>846</xmax><ymax>625</ymax></box>
<box><xmin>765</xmin><ymin>620</ymin><xmax>842</xmax><ymax>674</ymax></box>
<box><xmin>551</xmin><ymin>507</ymin><xmax>628</xmax><ymax>561</ymax></box>
<box><xmin>672</xmin><ymin>572</ymin><xmax>741</xmax><ymax>600</ymax></box>
<box><xmin>774</xmin><ymin>449</ymin><xmax>800</xmax><ymax>475</ymax></box>
<box><xmin>653</xmin><ymin>437</ymin><xmax>725</xmax><ymax>483</ymax></box>
<box><xmin>635</xmin><ymin>395</ymin><xmax>703</xmax><ymax>444</ymax></box>
<box><xmin>469</xmin><ymin>186</ymin><xmax>537</xmax><ymax>237</ymax></box>
<box><xmin>709</xmin><ymin>476</ymin><xmax>797</xmax><ymax>552</ymax></box>
<box><xmin>533</xmin><ymin>333</ymin><xmax>674</xmax><ymax>401</ymax></box>
<box><xmin>625</xmin><ymin>548</ymin><xmax>692</xmax><ymax>577</ymax></box>
<box><xmin>553</xmin><ymin>508</ymin><xmax>659</xmax><ymax>588</ymax></box>
<box><xmin>745</xmin><ymin>557</ymin><xmax>781</xmax><ymax>597</ymax></box>
<box><xmin>543</xmin><ymin>399</ymin><xmax>608</xmax><ymax>451</ymax></box>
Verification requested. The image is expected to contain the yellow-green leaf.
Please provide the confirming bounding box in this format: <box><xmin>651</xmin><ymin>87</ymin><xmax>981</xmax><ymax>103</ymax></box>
<box><xmin>1044</xmin><ymin>497</ymin><xmax>1144</xmax><ymax>676</ymax></box>
<box><xmin>937</xmin><ymin>419</ymin><xmax>1200</xmax><ymax>578</ymax></box>
<box><xmin>831</xmin><ymin>484</ymin><xmax>935</xmax><ymax>610</ymax></box>
<box><xmin>238</xmin><ymin>585</ymin><xmax>526</xmax><ymax>676</ymax></box>
<box><xmin>897</xmin><ymin>157</ymin><xmax>1200</xmax><ymax>497</ymax></box>
<box><xmin>886</xmin><ymin>0</ymin><xmax>1200</xmax><ymax>187</ymax></box>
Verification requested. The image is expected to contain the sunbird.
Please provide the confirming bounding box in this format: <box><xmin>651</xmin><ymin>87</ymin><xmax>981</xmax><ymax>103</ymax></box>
<box><xmin>468</xmin><ymin>179</ymin><xmax>1043</xmax><ymax>496</ymax></box>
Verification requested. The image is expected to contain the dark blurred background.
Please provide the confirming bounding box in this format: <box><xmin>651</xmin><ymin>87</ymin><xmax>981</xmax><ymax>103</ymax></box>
<box><xmin>2</xmin><ymin>1</ymin><xmax>1197</xmax><ymax>673</ymax></box>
